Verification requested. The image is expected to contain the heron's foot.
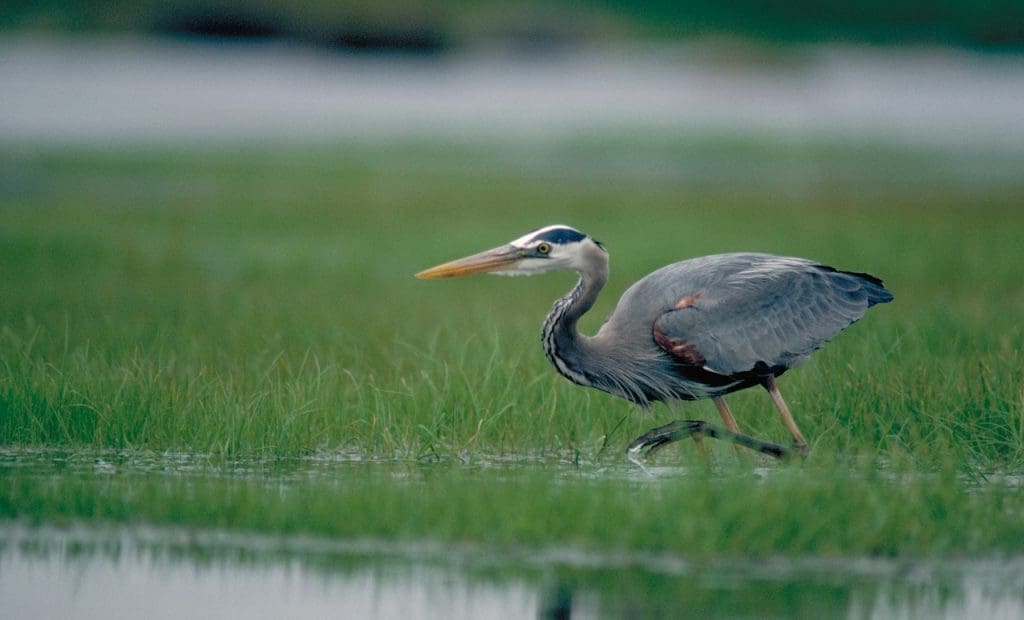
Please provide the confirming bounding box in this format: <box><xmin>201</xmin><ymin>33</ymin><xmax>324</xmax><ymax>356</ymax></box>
<box><xmin>793</xmin><ymin>441</ymin><xmax>810</xmax><ymax>460</ymax></box>
<box><xmin>627</xmin><ymin>420</ymin><xmax>793</xmax><ymax>462</ymax></box>
<box><xmin>627</xmin><ymin>420</ymin><xmax>706</xmax><ymax>462</ymax></box>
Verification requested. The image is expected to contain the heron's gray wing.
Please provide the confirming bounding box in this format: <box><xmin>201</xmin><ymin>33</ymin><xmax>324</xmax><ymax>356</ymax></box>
<box><xmin>653</xmin><ymin>261</ymin><xmax>886</xmax><ymax>376</ymax></box>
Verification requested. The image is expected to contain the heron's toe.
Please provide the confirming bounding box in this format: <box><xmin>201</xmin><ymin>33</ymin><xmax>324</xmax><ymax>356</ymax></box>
<box><xmin>626</xmin><ymin>420</ymin><xmax>706</xmax><ymax>461</ymax></box>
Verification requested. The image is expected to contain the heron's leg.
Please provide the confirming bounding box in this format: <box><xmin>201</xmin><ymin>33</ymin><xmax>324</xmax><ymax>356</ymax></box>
<box><xmin>713</xmin><ymin>396</ymin><xmax>752</xmax><ymax>461</ymax></box>
<box><xmin>690</xmin><ymin>428</ymin><xmax>711</xmax><ymax>470</ymax></box>
<box><xmin>762</xmin><ymin>376</ymin><xmax>809</xmax><ymax>457</ymax></box>
<box><xmin>712</xmin><ymin>396</ymin><xmax>740</xmax><ymax>433</ymax></box>
<box><xmin>627</xmin><ymin>420</ymin><xmax>791</xmax><ymax>463</ymax></box>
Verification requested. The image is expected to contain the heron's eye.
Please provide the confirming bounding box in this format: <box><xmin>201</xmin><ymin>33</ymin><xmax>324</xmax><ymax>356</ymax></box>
<box><xmin>537</xmin><ymin>243</ymin><xmax>551</xmax><ymax>255</ymax></box>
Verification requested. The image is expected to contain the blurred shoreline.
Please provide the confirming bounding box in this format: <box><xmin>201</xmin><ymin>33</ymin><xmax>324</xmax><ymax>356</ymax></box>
<box><xmin>1</xmin><ymin>35</ymin><xmax>1023</xmax><ymax>152</ymax></box>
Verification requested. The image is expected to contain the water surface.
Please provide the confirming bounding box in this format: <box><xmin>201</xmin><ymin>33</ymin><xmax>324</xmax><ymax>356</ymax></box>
<box><xmin>4</xmin><ymin>524</ymin><xmax>1023</xmax><ymax>619</ymax></box>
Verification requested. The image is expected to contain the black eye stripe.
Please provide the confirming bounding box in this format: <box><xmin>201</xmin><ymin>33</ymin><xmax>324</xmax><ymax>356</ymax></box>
<box><xmin>530</xmin><ymin>228</ymin><xmax>586</xmax><ymax>245</ymax></box>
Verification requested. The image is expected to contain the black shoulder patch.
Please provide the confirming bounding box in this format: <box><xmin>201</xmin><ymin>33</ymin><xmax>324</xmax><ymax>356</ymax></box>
<box><xmin>531</xmin><ymin>227</ymin><xmax>587</xmax><ymax>245</ymax></box>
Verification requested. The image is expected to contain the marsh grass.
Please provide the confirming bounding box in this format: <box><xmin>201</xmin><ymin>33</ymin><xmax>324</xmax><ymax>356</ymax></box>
<box><xmin>2</xmin><ymin>452</ymin><xmax>1023</xmax><ymax>558</ymax></box>
<box><xmin>3</xmin><ymin>141</ymin><xmax>1022</xmax><ymax>465</ymax></box>
<box><xmin>1</xmin><ymin>140</ymin><xmax>1023</xmax><ymax>556</ymax></box>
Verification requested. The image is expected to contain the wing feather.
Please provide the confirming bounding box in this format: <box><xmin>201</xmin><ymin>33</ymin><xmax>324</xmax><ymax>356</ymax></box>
<box><xmin>652</xmin><ymin>259</ymin><xmax>889</xmax><ymax>376</ymax></box>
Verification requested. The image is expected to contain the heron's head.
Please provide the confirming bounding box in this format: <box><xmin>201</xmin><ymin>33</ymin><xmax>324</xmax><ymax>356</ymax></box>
<box><xmin>415</xmin><ymin>225</ymin><xmax>606</xmax><ymax>279</ymax></box>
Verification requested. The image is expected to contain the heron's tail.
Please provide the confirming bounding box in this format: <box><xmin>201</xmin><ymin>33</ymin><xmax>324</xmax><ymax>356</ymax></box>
<box><xmin>824</xmin><ymin>266</ymin><xmax>894</xmax><ymax>307</ymax></box>
<box><xmin>849</xmin><ymin>271</ymin><xmax>894</xmax><ymax>307</ymax></box>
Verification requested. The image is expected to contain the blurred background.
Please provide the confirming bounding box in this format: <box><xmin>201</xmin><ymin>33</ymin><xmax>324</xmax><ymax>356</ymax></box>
<box><xmin>2</xmin><ymin>0</ymin><xmax>1023</xmax><ymax>154</ymax></box>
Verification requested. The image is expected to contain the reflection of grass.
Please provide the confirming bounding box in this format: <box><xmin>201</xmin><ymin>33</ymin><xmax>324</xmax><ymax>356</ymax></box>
<box><xmin>1</xmin><ymin>141</ymin><xmax>1023</xmax><ymax>556</ymax></box>
<box><xmin>7</xmin><ymin>522</ymin><xmax>1021</xmax><ymax>618</ymax></box>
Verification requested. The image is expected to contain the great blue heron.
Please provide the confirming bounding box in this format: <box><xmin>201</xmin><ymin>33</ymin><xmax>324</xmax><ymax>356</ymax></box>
<box><xmin>416</xmin><ymin>225</ymin><xmax>893</xmax><ymax>460</ymax></box>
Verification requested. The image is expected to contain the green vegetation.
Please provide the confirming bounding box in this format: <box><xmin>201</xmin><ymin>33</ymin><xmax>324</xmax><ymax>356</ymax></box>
<box><xmin>3</xmin><ymin>454</ymin><xmax>1024</xmax><ymax>558</ymax></box>
<box><xmin>2</xmin><ymin>0</ymin><xmax>1021</xmax><ymax>48</ymax></box>
<box><xmin>1</xmin><ymin>139</ymin><xmax>1023</xmax><ymax>557</ymax></box>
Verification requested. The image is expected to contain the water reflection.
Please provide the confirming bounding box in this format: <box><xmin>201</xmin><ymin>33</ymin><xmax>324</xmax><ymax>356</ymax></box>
<box><xmin>2</xmin><ymin>525</ymin><xmax>1022</xmax><ymax>619</ymax></box>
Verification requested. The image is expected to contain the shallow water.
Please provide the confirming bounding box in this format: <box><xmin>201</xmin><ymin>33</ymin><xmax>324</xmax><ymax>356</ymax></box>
<box><xmin>3</xmin><ymin>450</ymin><xmax>1023</xmax><ymax>618</ymax></box>
<box><xmin>3</xmin><ymin>524</ymin><xmax>1023</xmax><ymax>620</ymax></box>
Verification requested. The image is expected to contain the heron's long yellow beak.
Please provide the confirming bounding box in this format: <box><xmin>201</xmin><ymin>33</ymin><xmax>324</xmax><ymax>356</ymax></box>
<box><xmin>416</xmin><ymin>245</ymin><xmax>522</xmax><ymax>279</ymax></box>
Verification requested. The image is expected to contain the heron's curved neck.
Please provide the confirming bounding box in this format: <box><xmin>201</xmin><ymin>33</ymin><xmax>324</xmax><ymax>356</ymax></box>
<box><xmin>542</xmin><ymin>263</ymin><xmax>606</xmax><ymax>386</ymax></box>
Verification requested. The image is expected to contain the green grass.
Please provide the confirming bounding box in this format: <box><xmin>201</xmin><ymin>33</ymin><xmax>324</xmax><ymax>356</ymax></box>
<box><xmin>3</xmin><ymin>455</ymin><xmax>1023</xmax><ymax>558</ymax></box>
<box><xmin>1</xmin><ymin>139</ymin><xmax>1023</xmax><ymax>558</ymax></box>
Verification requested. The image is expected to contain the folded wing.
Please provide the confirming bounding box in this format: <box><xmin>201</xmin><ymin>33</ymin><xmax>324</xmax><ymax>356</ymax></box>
<box><xmin>653</xmin><ymin>258</ymin><xmax>893</xmax><ymax>376</ymax></box>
